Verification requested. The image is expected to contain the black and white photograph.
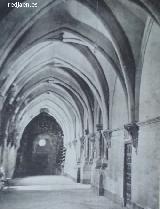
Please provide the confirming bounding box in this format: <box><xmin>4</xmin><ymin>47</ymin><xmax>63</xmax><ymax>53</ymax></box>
<box><xmin>0</xmin><ymin>0</ymin><xmax>160</xmax><ymax>209</ymax></box>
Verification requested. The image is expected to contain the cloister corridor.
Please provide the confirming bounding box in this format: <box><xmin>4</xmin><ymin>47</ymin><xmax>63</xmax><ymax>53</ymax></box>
<box><xmin>0</xmin><ymin>176</ymin><xmax>120</xmax><ymax>209</ymax></box>
<box><xmin>0</xmin><ymin>0</ymin><xmax>160</xmax><ymax>209</ymax></box>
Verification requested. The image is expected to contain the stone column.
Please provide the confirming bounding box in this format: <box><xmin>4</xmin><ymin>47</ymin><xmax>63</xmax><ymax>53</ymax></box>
<box><xmin>89</xmin><ymin>134</ymin><xmax>95</xmax><ymax>162</ymax></box>
<box><xmin>124</xmin><ymin>123</ymin><xmax>139</xmax><ymax>153</ymax></box>
<box><xmin>72</xmin><ymin>139</ymin><xmax>77</xmax><ymax>149</ymax></box>
<box><xmin>80</xmin><ymin>136</ymin><xmax>85</xmax><ymax>160</ymax></box>
<box><xmin>103</xmin><ymin>129</ymin><xmax>112</xmax><ymax>158</ymax></box>
<box><xmin>0</xmin><ymin>93</ymin><xmax>4</xmax><ymax>165</ymax></box>
<box><xmin>95</xmin><ymin>131</ymin><xmax>100</xmax><ymax>159</ymax></box>
<box><xmin>80</xmin><ymin>130</ymin><xmax>92</xmax><ymax>184</ymax></box>
<box><xmin>95</xmin><ymin>124</ymin><xmax>104</xmax><ymax>169</ymax></box>
<box><xmin>84</xmin><ymin>129</ymin><xmax>89</xmax><ymax>161</ymax></box>
<box><xmin>95</xmin><ymin>124</ymin><xmax>103</xmax><ymax>159</ymax></box>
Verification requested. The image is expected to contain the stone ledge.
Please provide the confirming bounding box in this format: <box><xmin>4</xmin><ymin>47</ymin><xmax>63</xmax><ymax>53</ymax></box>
<box><xmin>91</xmin><ymin>185</ymin><xmax>123</xmax><ymax>206</ymax></box>
<box><xmin>132</xmin><ymin>202</ymin><xmax>144</xmax><ymax>209</ymax></box>
<box><xmin>104</xmin><ymin>188</ymin><xmax>124</xmax><ymax>207</ymax></box>
<box><xmin>92</xmin><ymin>186</ymin><xmax>145</xmax><ymax>209</ymax></box>
<box><xmin>105</xmin><ymin>116</ymin><xmax>160</xmax><ymax>135</ymax></box>
<box><xmin>81</xmin><ymin>179</ymin><xmax>91</xmax><ymax>184</ymax></box>
<box><xmin>137</xmin><ymin>116</ymin><xmax>160</xmax><ymax>127</ymax></box>
<box><xmin>63</xmin><ymin>173</ymin><xmax>76</xmax><ymax>183</ymax></box>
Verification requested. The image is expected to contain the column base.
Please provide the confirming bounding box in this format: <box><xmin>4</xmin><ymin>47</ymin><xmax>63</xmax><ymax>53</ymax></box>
<box><xmin>80</xmin><ymin>161</ymin><xmax>92</xmax><ymax>184</ymax></box>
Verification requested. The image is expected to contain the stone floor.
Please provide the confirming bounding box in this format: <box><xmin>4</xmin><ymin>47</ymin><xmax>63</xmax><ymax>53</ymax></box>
<box><xmin>0</xmin><ymin>176</ymin><xmax>121</xmax><ymax>209</ymax></box>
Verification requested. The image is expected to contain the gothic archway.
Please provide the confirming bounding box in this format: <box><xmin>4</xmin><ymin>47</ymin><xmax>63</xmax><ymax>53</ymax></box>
<box><xmin>14</xmin><ymin>111</ymin><xmax>64</xmax><ymax>177</ymax></box>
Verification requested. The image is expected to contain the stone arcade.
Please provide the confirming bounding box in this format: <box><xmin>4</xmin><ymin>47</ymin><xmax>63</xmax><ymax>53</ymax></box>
<box><xmin>0</xmin><ymin>1</ymin><xmax>160</xmax><ymax>209</ymax></box>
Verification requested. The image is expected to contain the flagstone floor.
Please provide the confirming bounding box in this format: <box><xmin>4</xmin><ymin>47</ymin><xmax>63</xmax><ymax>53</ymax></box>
<box><xmin>0</xmin><ymin>175</ymin><xmax>122</xmax><ymax>209</ymax></box>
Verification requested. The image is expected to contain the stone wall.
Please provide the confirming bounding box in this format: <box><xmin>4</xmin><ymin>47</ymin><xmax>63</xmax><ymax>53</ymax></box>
<box><xmin>132</xmin><ymin>21</ymin><xmax>160</xmax><ymax>209</ymax></box>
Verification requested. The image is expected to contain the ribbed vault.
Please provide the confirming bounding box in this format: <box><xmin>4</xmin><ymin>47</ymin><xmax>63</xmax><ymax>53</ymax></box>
<box><xmin>0</xmin><ymin>0</ymin><xmax>151</xmax><ymax>179</ymax></box>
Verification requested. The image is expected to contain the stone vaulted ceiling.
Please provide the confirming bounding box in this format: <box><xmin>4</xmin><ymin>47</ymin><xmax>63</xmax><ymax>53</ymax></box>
<box><xmin>0</xmin><ymin>0</ymin><xmax>155</xmax><ymax>148</ymax></box>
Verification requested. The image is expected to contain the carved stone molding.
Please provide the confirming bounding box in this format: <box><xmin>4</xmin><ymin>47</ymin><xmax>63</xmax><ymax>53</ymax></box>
<box><xmin>137</xmin><ymin>116</ymin><xmax>160</xmax><ymax>127</ymax></box>
<box><xmin>88</xmin><ymin>133</ymin><xmax>96</xmax><ymax>163</ymax></box>
<box><xmin>0</xmin><ymin>133</ymin><xmax>3</xmax><ymax>146</ymax></box>
<box><xmin>40</xmin><ymin>108</ymin><xmax>49</xmax><ymax>114</ymax></box>
<box><xmin>95</xmin><ymin>158</ymin><xmax>108</xmax><ymax>170</ymax></box>
<box><xmin>0</xmin><ymin>75</ymin><xmax>8</xmax><ymax>88</ymax></box>
<box><xmin>5</xmin><ymin>103</ymin><xmax>15</xmax><ymax>116</ymax></box>
<box><xmin>89</xmin><ymin>133</ymin><xmax>95</xmax><ymax>142</ymax></box>
<box><xmin>124</xmin><ymin>123</ymin><xmax>139</xmax><ymax>152</ymax></box>
<box><xmin>96</xmin><ymin>124</ymin><xmax>103</xmax><ymax>131</ymax></box>
<box><xmin>95</xmin><ymin>130</ymin><xmax>101</xmax><ymax>139</ymax></box>
<box><xmin>0</xmin><ymin>93</ymin><xmax>4</xmax><ymax>110</ymax></box>
<box><xmin>85</xmin><ymin>129</ymin><xmax>89</xmax><ymax>135</ymax></box>
<box><xmin>80</xmin><ymin>136</ymin><xmax>85</xmax><ymax>149</ymax></box>
<box><xmin>7</xmin><ymin>129</ymin><xmax>19</xmax><ymax>147</ymax></box>
<box><xmin>103</xmin><ymin>129</ymin><xmax>112</xmax><ymax>148</ymax></box>
<box><xmin>72</xmin><ymin>139</ymin><xmax>77</xmax><ymax>148</ymax></box>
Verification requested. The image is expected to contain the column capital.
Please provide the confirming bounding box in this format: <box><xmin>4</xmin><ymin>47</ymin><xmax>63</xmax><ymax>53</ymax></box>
<box><xmin>102</xmin><ymin>129</ymin><xmax>112</xmax><ymax>148</ymax></box>
<box><xmin>96</xmin><ymin>124</ymin><xmax>103</xmax><ymax>131</ymax></box>
<box><xmin>124</xmin><ymin>123</ymin><xmax>139</xmax><ymax>152</ymax></box>
<box><xmin>84</xmin><ymin>129</ymin><xmax>89</xmax><ymax>135</ymax></box>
